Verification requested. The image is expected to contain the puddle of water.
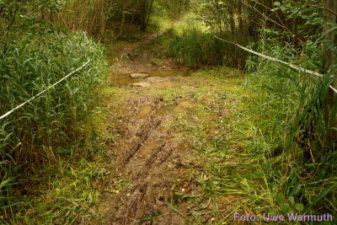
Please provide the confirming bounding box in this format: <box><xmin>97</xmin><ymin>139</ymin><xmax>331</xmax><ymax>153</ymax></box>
<box><xmin>151</xmin><ymin>81</ymin><xmax>177</xmax><ymax>88</ymax></box>
<box><xmin>110</xmin><ymin>73</ymin><xmax>134</xmax><ymax>87</ymax></box>
<box><xmin>149</xmin><ymin>70</ymin><xmax>191</xmax><ymax>77</ymax></box>
<box><xmin>110</xmin><ymin>70</ymin><xmax>191</xmax><ymax>87</ymax></box>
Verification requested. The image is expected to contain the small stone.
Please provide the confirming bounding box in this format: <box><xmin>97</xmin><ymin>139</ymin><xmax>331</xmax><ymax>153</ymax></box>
<box><xmin>133</xmin><ymin>82</ymin><xmax>151</xmax><ymax>88</ymax></box>
<box><xmin>130</xmin><ymin>73</ymin><xmax>149</xmax><ymax>79</ymax></box>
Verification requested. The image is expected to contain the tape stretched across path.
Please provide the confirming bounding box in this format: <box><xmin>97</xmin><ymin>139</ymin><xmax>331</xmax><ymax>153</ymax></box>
<box><xmin>0</xmin><ymin>60</ymin><xmax>91</xmax><ymax>121</ymax></box>
<box><xmin>214</xmin><ymin>35</ymin><xmax>337</xmax><ymax>94</ymax></box>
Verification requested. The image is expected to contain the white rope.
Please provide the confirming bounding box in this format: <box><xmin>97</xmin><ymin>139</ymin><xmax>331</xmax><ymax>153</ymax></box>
<box><xmin>0</xmin><ymin>60</ymin><xmax>91</xmax><ymax>121</ymax></box>
<box><xmin>214</xmin><ymin>35</ymin><xmax>337</xmax><ymax>94</ymax></box>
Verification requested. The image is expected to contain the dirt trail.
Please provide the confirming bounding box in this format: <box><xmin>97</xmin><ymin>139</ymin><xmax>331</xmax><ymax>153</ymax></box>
<box><xmin>105</xmin><ymin>92</ymin><xmax>204</xmax><ymax>225</ymax></box>
<box><xmin>103</xmin><ymin>34</ymin><xmax>205</xmax><ymax>225</ymax></box>
<box><xmin>111</xmin><ymin>29</ymin><xmax>178</xmax><ymax>75</ymax></box>
<box><xmin>89</xmin><ymin>30</ymin><xmax>243</xmax><ymax>225</ymax></box>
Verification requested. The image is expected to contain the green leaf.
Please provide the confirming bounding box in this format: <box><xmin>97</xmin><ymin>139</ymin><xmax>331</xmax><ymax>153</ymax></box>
<box><xmin>280</xmin><ymin>203</ymin><xmax>290</xmax><ymax>213</ymax></box>
<box><xmin>268</xmin><ymin>209</ymin><xmax>278</xmax><ymax>215</ymax></box>
<box><xmin>295</xmin><ymin>203</ymin><xmax>304</xmax><ymax>212</ymax></box>
<box><xmin>274</xmin><ymin>2</ymin><xmax>281</xmax><ymax>7</ymax></box>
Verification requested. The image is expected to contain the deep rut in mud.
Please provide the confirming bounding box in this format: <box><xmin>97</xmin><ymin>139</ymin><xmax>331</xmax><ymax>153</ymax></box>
<box><xmin>105</xmin><ymin>92</ymin><xmax>203</xmax><ymax>225</ymax></box>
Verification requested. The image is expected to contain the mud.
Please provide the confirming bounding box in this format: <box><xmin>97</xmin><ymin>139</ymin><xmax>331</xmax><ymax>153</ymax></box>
<box><xmin>94</xmin><ymin>30</ymin><xmax>223</xmax><ymax>225</ymax></box>
<box><xmin>101</xmin><ymin>86</ymin><xmax>206</xmax><ymax>225</ymax></box>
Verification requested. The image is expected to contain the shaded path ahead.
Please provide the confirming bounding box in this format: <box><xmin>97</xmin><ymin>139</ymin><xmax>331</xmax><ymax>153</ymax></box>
<box><xmin>84</xmin><ymin>30</ymin><xmax>245</xmax><ymax>225</ymax></box>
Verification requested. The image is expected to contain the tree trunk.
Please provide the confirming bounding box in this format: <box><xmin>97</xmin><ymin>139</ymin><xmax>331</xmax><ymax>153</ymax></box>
<box><xmin>145</xmin><ymin>0</ymin><xmax>154</xmax><ymax>31</ymax></box>
<box><xmin>228</xmin><ymin>7</ymin><xmax>236</xmax><ymax>34</ymax></box>
<box><xmin>140</xmin><ymin>0</ymin><xmax>153</xmax><ymax>32</ymax></box>
<box><xmin>323</xmin><ymin>0</ymin><xmax>337</xmax><ymax>142</ymax></box>
<box><xmin>140</xmin><ymin>0</ymin><xmax>146</xmax><ymax>31</ymax></box>
<box><xmin>323</xmin><ymin>1</ymin><xmax>336</xmax><ymax>71</ymax></box>
<box><xmin>237</xmin><ymin>0</ymin><xmax>244</xmax><ymax>33</ymax></box>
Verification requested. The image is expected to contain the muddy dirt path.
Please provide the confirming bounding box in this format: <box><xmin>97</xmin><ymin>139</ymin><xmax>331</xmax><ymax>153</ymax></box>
<box><xmin>89</xmin><ymin>31</ymin><xmax>244</xmax><ymax>225</ymax></box>
<box><xmin>104</xmin><ymin>34</ymin><xmax>205</xmax><ymax>225</ymax></box>
<box><xmin>105</xmin><ymin>91</ymin><xmax>204</xmax><ymax>225</ymax></box>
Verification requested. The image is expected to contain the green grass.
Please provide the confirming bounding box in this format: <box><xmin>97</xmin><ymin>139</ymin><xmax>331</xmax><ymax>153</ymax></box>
<box><xmin>16</xmin><ymin>160</ymin><xmax>106</xmax><ymax>224</ymax></box>
<box><xmin>1</xmin><ymin>83</ymin><xmax>123</xmax><ymax>225</ymax></box>
<box><xmin>0</xmin><ymin>31</ymin><xmax>107</xmax><ymax>222</ymax></box>
<box><xmin>232</xmin><ymin>38</ymin><xmax>336</xmax><ymax>223</ymax></box>
<box><xmin>163</xmin><ymin>13</ymin><xmax>252</xmax><ymax>69</ymax></box>
<box><xmin>154</xmin><ymin>64</ymin><xmax>336</xmax><ymax>224</ymax></box>
<box><xmin>11</xmin><ymin>83</ymin><xmax>126</xmax><ymax>225</ymax></box>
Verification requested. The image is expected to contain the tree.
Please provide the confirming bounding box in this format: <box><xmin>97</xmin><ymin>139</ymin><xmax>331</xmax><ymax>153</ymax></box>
<box><xmin>140</xmin><ymin>0</ymin><xmax>154</xmax><ymax>31</ymax></box>
<box><xmin>323</xmin><ymin>0</ymin><xmax>337</xmax><ymax>141</ymax></box>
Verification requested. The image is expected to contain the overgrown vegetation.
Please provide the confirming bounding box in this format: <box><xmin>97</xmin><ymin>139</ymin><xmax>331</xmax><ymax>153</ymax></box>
<box><xmin>164</xmin><ymin>0</ymin><xmax>337</xmax><ymax>223</ymax></box>
<box><xmin>186</xmin><ymin>0</ymin><xmax>337</xmax><ymax>223</ymax></box>
<box><xmin>241</xmin><ymin>36</ymin><xmax>337</xmax><ymax>221</ymax></box>
<box><xmin>1</xmin><ymin>0</ymin><xmax>336</xmax><ymax>224</ymax></box>
<box><xmin>168</xmin><ymin>27</ymin><xmax>250</xmax><ymax>68</ymax></box>
<box><xmin>0</xmin><ymin>0</ymin><xmax>107</xmax><ymax>223</ymax></box>
<box><xmin>0</xmin><ymin>30</ymin><xmax>106</xmax><ymax>216</ymax></box>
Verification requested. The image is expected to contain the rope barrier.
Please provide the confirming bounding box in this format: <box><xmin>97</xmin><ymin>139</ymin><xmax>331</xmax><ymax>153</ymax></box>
<box><xmin>214</xmin><ymin>35</ymin><xmax>337</xmax><ymax>94</ymax></box>
<box><xmin>0</xmin><ymin>60</ymin><xmax>91</xmax><ymax>121</ymax></box>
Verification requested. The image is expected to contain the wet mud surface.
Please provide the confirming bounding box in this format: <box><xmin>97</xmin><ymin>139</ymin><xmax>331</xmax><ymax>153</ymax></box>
<box><xmin>84</xmin><ymin>31</ymin><xmax>243</xmax><ymax>225</ymax></box>
<box><xmin>104</xmin><ymin>90</ymin><xmax>205</xmax><ymax>225</ymax></box>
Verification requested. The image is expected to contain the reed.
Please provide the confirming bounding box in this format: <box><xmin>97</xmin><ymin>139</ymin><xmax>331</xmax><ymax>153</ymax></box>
<box><xmin>240</xmin><ymin>37</ymin><xmax>337</xmax><ymax>219</ymax></box>
<box><xmin>0</xmin><ymin>31</ymin><xmax>106</xmax><ymax>219</ymax></box>
<box><xmin>45</xmin><ymin>0</ymin><xmax>110</xmax><ymax>40</ymax></box>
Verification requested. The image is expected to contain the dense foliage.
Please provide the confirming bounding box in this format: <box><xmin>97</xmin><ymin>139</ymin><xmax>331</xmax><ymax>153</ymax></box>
<box><xmin>0</xmin><ymin>0</ymin><xmax>336</xmax><ymax>223</ymax></box>
<box><xmin>0</xmin><ymin>0</ymin><xmax>106</xmax><ymax>221</ymax></box>
<box><xmin>191</xmin><ymin>0</ymin><xmax>337</xmax><ymax>221</ymax></box>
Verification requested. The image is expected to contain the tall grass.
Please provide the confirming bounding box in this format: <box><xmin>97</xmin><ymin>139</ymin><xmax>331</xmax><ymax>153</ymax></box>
<box><xmin>45</xmin><ymin>0</ymin><xmax>112</xmax><ymax>40</ymax></box>
<box><xmin>240</xmin><ymin>37</ymin><xmax>337</xmax><ymax>221</ymax></box>
<box><xmin>47</xmin><ymin>0</ymin><xmax>160</xmax><ymax>40</ymax></box>
<box><xmin>168</xmin><ymin>28</ymin><xmax>251</xmax><ymax>68</ymax></box>
<box><xmin>187</xmin><ymin>38</ymin><xmax>337</xmax><ymax>224</ymax></box>
<box><xmin>0</xmin><ymin>31</ymin><xmax>106</xmax><ymax>220</ymax></box>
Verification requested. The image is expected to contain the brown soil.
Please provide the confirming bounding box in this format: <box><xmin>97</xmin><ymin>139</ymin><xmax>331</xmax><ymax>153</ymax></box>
<box><xmin>85</xmin><ymin>31</ymin><xmax>232</xmax><ymax>225</ymax></box>
<box><xmin>111</xmin><ymin>30</ymin><xmax>181</xmax><ymax>75</ymax></box>
<box><xmin>103</xmin><ymin>92</ymin><xmax>205</xmax><ymax>225</ymax></box>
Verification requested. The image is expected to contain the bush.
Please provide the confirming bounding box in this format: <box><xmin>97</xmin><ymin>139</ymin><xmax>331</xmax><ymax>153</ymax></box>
<box><xmin>0</xmin><ymin>31</ymin><xmax>106</xmax><ymax>217</ymax></box>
